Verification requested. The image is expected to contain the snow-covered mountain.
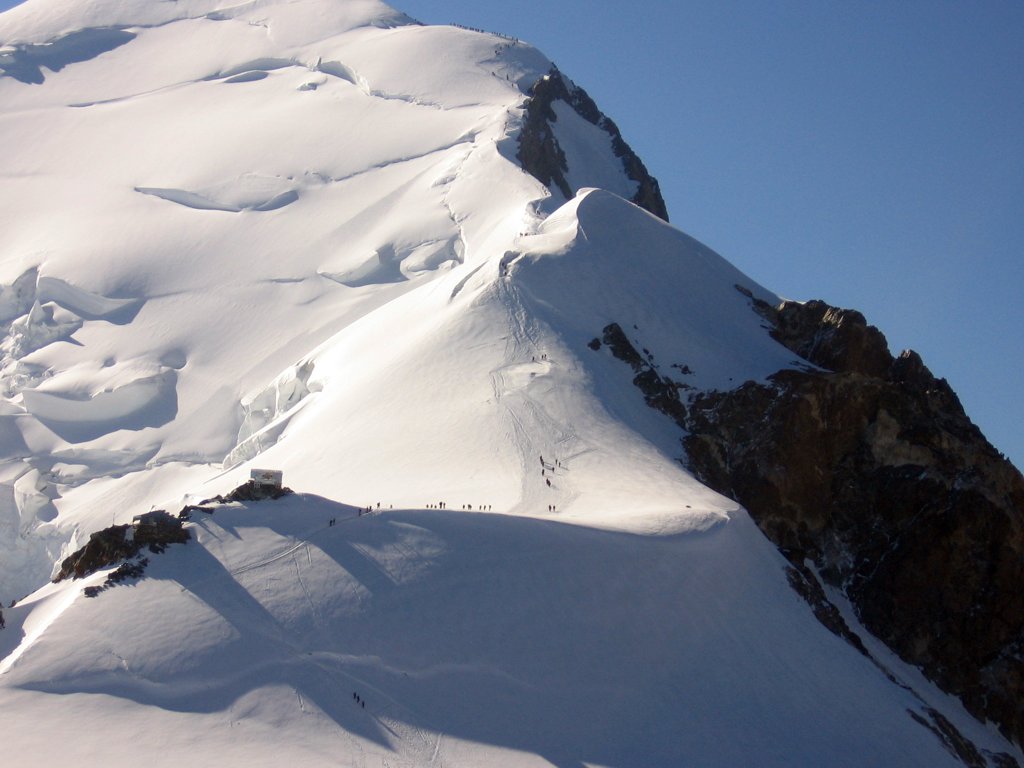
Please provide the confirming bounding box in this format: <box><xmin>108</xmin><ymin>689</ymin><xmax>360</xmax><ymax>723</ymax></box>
<box><xmin>0</xmin><ymin>1</ymin><xmax>1021</xmax><ymax>765</ymax></box>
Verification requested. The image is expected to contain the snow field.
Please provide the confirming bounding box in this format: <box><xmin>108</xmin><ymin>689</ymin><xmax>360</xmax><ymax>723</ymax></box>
<box><xmin>0</xmin><ymin>494</ymin><xmax>978</xmax><ymax>767</ymax></box>
<box><xmin>0</xmin><ymin>2</ymin><xmax>560</xmax><ymax>597</ymax></box>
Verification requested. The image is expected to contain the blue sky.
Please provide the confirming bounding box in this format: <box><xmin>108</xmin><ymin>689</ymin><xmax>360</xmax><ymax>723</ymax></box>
<box><xmin>1</xmin><ymin>0</ymin><xmax>1022</xmax><ymax>468</ymax></box>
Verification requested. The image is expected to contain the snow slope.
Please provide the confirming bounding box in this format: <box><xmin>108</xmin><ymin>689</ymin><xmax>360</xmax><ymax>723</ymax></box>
<box><xmin>0</xmin><ymin>0</ymin><xmax>1020</xmax><ymax>765</ymax></box>
<box><xmin>0</xmin><ymin>0</ymin><xmax>558</xmax><ymax>596</ymax></box>
<box><xmin>0</xmin><ymin>495</ymin><xmax>1011</xmax><ymax>767</ymax></box>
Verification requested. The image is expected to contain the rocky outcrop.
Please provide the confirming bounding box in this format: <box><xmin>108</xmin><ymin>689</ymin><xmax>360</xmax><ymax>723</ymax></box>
<box><xmin>517</xmin><ymin>68</ymin><xmax>669</xmax><ymax>221</ymax></box>
<box><xmin>201</xmin><ymin>479</ymin><xmax>293</xmax><ymax>504</ymax></box>
<box><xmin>784</xmin><ymin>563</ymin><xmax>868</xmax><ymax>657</ymax></box>
<box><xmin>761</xmin><ymin>294</ymin><xmax>894</xmax><ymax>379</ymax></box>
<box><xmin>590</xmin><ymin>296</ymin><xmax>1024</xmax><ymax>751</ymax></box>
<box><xmin>592</xmin><ymin>323</ymin><xmax>689</xmax><ymax>425</ymax></box>
<box><xmin>54</xmin><ymin>481</ymin><xmax>292</xmax><ymax>591</ymax></box>
<box><xmin>682</xmin><ymin>295</ymin><xmax>1024</xmax><ymax>749</ymax></box>
<box><xmin>55</xmin><ymin>510</ymin><xmax>189</xmax><ymax>583</ymax></box>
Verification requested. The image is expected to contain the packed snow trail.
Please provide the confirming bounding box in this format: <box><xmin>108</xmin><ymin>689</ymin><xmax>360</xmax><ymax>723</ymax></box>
<box><xmin>488</xmin><ymin>272</ymin><xmax>585</xmax><ymax>518</ymax></box>
<box><xmin>182</xmin><ymin>502</ymin><xmax>381</xmax><ymax>591</ymax></box>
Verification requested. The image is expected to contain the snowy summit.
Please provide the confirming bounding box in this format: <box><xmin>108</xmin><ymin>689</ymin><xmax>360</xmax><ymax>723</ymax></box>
<box><xmin>0</xmin><ymin>1</ymin><xmax>1020</xmax><ymax>766</ymax></box>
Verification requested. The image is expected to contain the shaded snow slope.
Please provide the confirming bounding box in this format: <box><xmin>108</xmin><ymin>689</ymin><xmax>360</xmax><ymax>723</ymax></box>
<box><xmin>0</xmin><ymin>495</ymin><xmax>1003</xmax><ymax>768</ymax></box>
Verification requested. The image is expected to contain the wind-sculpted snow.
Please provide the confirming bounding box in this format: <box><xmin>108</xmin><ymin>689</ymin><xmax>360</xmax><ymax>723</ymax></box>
<box><xmin>21</xmin><ymin>369</ymin><xmax>178</xmax><ymax>443</ymax></box>
<box><xmin>508</xmin><ymin>189</ymin><xmax>796</xmax><ymax>394</ymax></box>
<box><xmin>315</xmin><ymin>59</ymin><xmax>366</xmax><ymax>88</ymax></box>
<box><xmin>203</xmin><ymin>57</ymin><xmax>294</xmax><ymax>80</ymax></box>
<box><xmin>320</xmin><ymin>236</ymin><xmax>465</xmax><ymax>288</ymax></box>
<box><xmin>0</xmin><ymin>267</ymin><xmax>37</xmax><ymax>324</ymax></box>
<box><xmin>35</xmin><ymin>276</ymin><xmax>142</xmax><ymax>321</ymax></box>
<box><xmin>0</xmin><ymin>271</ymin><xmax>145</xmax><ymax>399</ymax></box>
<box><xmin>222</xmin><ymin>70</ymin><xmax>268</xmax><ymax>84</ymax></box>
<box><xmin>136</xmin><ymin>176</ymin><xmax>300</xmax><ymax>213</ymax></box>
<box><xmin>0</xmin><ymin>0</ymin><xmax>558</xmax><ymax>605</ymax></box>
<box><xmin>0</xmin><ymin>27</ymin><xmax>135</xmax><ymax>84</ymax></box>
<box><xmin>224</xmin><ymin>360</ymin><xmax>320</xmax><ymax>468</ymax></box>
<box><xmin>0</xmin><ymin>0</ymin><xmax>415</xmax><ymax>47</ymax></box>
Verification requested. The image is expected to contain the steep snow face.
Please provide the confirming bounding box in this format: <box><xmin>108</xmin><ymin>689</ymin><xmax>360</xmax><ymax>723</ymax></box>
<box><xmin>551</xmin><ymin>101</ymin><xmax>642</xmax><ymax>205</ymax></box>
<box><xmin>260</xmin><ymin>188</ymin><xmax>792</xmax><ymax>536</ymax></box>
<box><xmin>511</xmin><ymin>189</ymin><xmax>793</xmax><ymax>393</ymax></box>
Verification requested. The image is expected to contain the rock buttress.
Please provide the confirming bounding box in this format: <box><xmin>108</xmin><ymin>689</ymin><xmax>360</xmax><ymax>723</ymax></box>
<box><xmin>517</xmin><ymin>68</ymin><xmax>669</xmax><ymax>222</ymax></box>
<box><xmin>684</xmin><ymin>296</ymin><xmax>1024</xmax><ymax>748</ymax></box>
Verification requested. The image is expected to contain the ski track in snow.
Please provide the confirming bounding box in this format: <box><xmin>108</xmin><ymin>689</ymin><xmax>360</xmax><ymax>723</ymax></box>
<box><xmin>491</xmin><ymin>277</ymin><xmax>582</xmax><ymax>517</ymax></box>
<box><xmin>290</xmin><ymin>547</ymin><xmax>321</xmax><ymax>628</ymax></box>
<box><xmin>0</xmin><ymin>576</ymin><xmax>96</xmax><ymax>675</ymax></box>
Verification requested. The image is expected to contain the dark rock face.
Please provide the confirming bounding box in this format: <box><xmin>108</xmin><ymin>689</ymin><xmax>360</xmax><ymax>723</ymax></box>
<box><xmin>682</xmin><ymin>296</ymin><xmax>1024</xmax><ymax>748</ymax></box>
<box><xmin>53</xmin><ymin>481</ymin><xmax>292</xmax><ymax>590</ymax></box>
<box><xmin>517</xmin><ymin>68</ymin><xmax>669</xmax><ymax>222</ymax></box>
<box><xmin>784</xmin><ymin>563</ymin><xmax>868</xmax><ymax>657</ymax></box>
<box><xmin>909</xmin><ymin>707</ymin><xmax>989</xmax><ymax>768</ymax></box>
<box><xmin>55</xmin><ymin>510</ymin><xmax>189</xmax><ymax>583</ymax></box>
<box><xmin>597</xmin><ymin>323</ymin><xmax>689</xmax><ymax>425</ymax></box>
<box><xmin>770</xmin><ymin>298</ymin><xmax>894</xmax><ymax>378</ymax></box>
<box><xmin>202</xmin><ymin>479</ymin><xmax>293</xmax><ymax>504</ymax></box>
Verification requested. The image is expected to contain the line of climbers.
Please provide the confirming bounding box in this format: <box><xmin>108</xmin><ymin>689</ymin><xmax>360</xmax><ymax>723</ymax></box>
<box><xmin>540</xmin><ymin>454</ymin><xmax>568</xmax><ymax>512</ymax></box>
<box><xmin>324</xmin><ymin>453</ymin><xmax>571</xmax><ymax>523</ymax></box>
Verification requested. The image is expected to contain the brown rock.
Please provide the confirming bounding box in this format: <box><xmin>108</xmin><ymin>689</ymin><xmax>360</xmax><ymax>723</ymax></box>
<box><xmin>682</xmin><ymin>297</ymin><xmax>1024</xmax><ymax>747</ymax></box>
<box><xmin>517</xmin><ymin>68</ymin><xmax>669</xmax><ymax>222</ymax></box>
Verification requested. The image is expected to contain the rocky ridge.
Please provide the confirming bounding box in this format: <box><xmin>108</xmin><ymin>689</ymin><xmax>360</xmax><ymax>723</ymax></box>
<box><xmin>53</xmin><ymin>480</ymin><xmax>293</xmax><ymax>591</ymax></box>
<box><xmin>54</xmin><ymin>509</ymin><xmax>189</xmax><ymax>587</ymax></box>
<box><xmin>593</xmin><ymin>292</ymin><xmax>1024</xmax><ymax>753</ymax></box>
<box><xmin>517</xmin><ymin>67</ymin><xmax>669</xmax><ymax>221</ymax></box>
<box><xmin>689</xmin><ymin>294</ymin><xmax>1024</xmax><ymax>749</ymax></box>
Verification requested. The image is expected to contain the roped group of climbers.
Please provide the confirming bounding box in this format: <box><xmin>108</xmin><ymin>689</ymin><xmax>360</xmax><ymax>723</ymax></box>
<box><xmin>331</xmin><ymin>453</ymin><xmax>570</xmax><ymax>521</ymax></box>
<box><xmin>540</xmin><ymin>454</ymin><xmax>566</xmax><ymax>509</ymax></box>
